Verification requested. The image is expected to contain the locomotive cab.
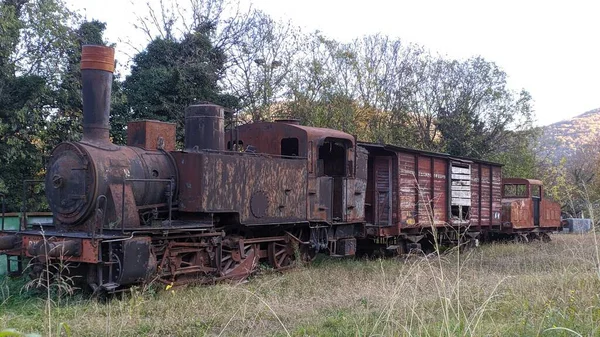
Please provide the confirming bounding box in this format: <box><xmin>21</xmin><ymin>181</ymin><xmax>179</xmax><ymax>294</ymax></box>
<box><xmin>232</xmin><ymin>121</ymin><xmax>367</xmax><ymax>225</ymax></box>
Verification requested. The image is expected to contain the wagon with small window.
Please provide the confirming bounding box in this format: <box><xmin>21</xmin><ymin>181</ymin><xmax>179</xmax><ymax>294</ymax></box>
<box><xmin>493</xmin><ymin>178</ymin><xmax>562</xmax><ymax>241</ymax></box>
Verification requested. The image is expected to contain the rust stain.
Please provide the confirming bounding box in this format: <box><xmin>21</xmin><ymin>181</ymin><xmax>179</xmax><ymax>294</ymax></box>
<box><xmin>127</xmin><ymin>120</ymin><xmax>177</xmax><ymax>151</ymax></box>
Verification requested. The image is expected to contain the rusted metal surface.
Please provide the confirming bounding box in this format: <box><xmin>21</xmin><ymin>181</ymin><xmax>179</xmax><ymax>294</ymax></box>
<box><xmin>45</xmin><ymin>44</ymin><xmax>177</xmax><ymax>233</ymax></box>
<box><xmin>471</xmin><ymin>164</ymin><xmax>481</xmax><ymax>227</ymax></box>
<box><xmin>307</xmin><ymin>177</ymin><xmax>331</xmax><ymax>221</ymax></box>
<box><xmin>502</xmin><ymin>199</ymin><xmax>532</xmax><ymax>229</ymax></box>
<box><xmin>119</xmin><ymin>237</ymin><xmax>156</xmax><ymax>285</ymax></box>
<box><xmin>491</xmin><ymin>166</ymin><xmax>503</xmax><ymax>226</ymax></box>
<box><xmin>398</xmin><ymin>152</ymin><xmax>416</xmax><ymax>230</ymax></box>
<box><xmin>81</xmin><ymin>45</ymin><xmax>115</xmax><ymax>73</ymax></box>
<box><xmin>27</xmin><ymin>239</ymin><xmax>82</xmax><ymax>257</ymax></box>
<box><xmin>540</xmin><ymin>199</ymin><xmax>561</xmax><ymax>228</ymax></box>
<box><xmin>185</xmin><ymin>104</ymin><xmax>225</xmax><ymax>151</ymax></box>
<box><xmin>6</xmin><ymin>41</ymin><xmax>569</xmax><ymax>292</ymax></box>
<box><xmin>0</xmin><ymin>235</ymin><xmax>20</xmax><ymax>251</ymax></box>
<box><xmin>46</xmin><ymin>141</ymin><xmax>176</xmax><ymax>230</ymax></box>
<box><xmin>501</xmin><ymin>178</ymin><xmax>561</xmax><ymax>231</ymax></box>
<box><xmin>174</xmin><ymin>151</ymin><xmax>308</xmax><ymax>224</ymax></box>
<box><xmin>232</xmin><ymin>122</ymin><xmax>355</xmax><ymax>158</ymax></box>
<box><xmin>80</xmin><ymin>45</ymin><xmax>115</xmax><ymax>146</ymax></box>
<box><xmin>343</xmin><ymin>178</ymin><xmax>366</xmax><ymax>222</ymax></box>
<box><xmin>315</xmin><ymin>177</ymin><xmax>332</xmax><ymax>222</ymax></box>
<box><xmin>22</xmin><ymin>235</ymin><xmax>98</xmax><ymax>263</ymax></box>
<box><xmin>360</xmin><ymin>142</ymin><xmax>506</xmax><ymax>240</ymax></box>
<box><xmin>480</xmin><ymin>165</ymin><xmax>492</xmax><ymax>227</ymax></box>
<box><xmin>268</xmin><ymin>240</ymin><xmax>295</xmax><ymax>270</ymax></box>
<box><xmin>433</xmin><ymin>158</ymin><xmax>448</xmax><ymax>225</ymax></box>
<box><xmin>335</xmin><ymin>238</ymin><xmax>356</xmax><ymax>256</ymax></box>
<box><xmin>229</xmin><ymin>120</ymin><xmax>362</xmax><ymax>227</ymax></box>
<box><xmin>249</xmin><ymin>191</ymin><xmax>269</xmax><ymax>218</ymax></box>
<box><xmin>374</xmin><ymin>157</ymin><xmax>392</xmax><ymax>226</ymax></box>
<box><xmin>416</xmin><ymin>156</ymin><xmax>433</xmax><ymax>226</ymax></box>
<box><xmin>356</xmin><ymin>146</ymin><xmax>369</xmax><ymax>180</ymax></box>
<box><xmin>127</xmin><ymin>120</ymin><xmax>177</xmax><ymax>151</ymax></box>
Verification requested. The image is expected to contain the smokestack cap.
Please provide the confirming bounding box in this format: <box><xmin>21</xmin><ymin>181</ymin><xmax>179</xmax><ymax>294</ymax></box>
<box><xmin>81</xmin><ymin>45</ymin><xmax>115</xmax><ymax>73</ymax></box>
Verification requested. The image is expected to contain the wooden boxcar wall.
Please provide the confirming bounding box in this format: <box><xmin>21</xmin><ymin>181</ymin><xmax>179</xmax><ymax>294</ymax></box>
<box><xmin>398</xmin><ymin>152</ymin><xmax>449</xmax><ymax>229</ymax></box>
<box><xmin>362</xmin><ymin>143</ymin><xmax>503</xmax><ymax>234</ymax></box>
<box><xmin>470</xmin><ymin>162</ymin><xmax>502</xmax><ymax>230</ymax></box>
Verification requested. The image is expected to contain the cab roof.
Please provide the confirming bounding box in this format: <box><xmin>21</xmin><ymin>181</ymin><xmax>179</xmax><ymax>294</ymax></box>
<box><xmin>237</xmin><ymin>121</ymin><xmax>355</xmax><ymax>145</ymax></box>
<box><xmin>503</xmin><ymin>178</ymin><xmax>543</xmax><ymax>185</ymax></box>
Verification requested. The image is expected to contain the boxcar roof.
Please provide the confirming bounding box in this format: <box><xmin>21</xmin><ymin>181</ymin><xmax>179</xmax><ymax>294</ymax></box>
<box><xmin>357</xmin><ymin>141</ymin><xmax>503</xmax><ymax>167</ymax></box>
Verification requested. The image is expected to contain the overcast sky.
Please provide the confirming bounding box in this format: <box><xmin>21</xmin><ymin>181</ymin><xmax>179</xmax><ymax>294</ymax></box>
<box><xmin>68</xmin><ymin>0</ymin><xmax>600</xmax><ymax>126</ymax></box>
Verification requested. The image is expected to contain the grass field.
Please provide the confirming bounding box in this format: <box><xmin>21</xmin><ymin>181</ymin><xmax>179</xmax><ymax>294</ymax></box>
<box><xmin>1</xmin><ymin>233</ymin><xmax>600</xmax><ymax>336</ymax></box>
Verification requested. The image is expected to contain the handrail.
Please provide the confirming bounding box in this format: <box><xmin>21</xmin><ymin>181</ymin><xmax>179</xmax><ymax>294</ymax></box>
<box><xmin>120</xmin><ymin>177</ymin><xmax>175</xmax><ymax>234</ymax></box>
<box><xmin>94</xmin><ymin>195</ymin><xmax>107</xmax><ymax>240</ymax></box>
<box><xmin>21</xmin><ymin>180</ymin><xmax>44</xmax><ymax>231</ymax></box>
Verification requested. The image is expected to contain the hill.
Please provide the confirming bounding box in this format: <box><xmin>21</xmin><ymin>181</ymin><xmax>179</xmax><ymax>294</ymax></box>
<box><xmin>539</xmin><ymin>108</ymin><xmax>600</xmax><ymax>161</ymax></box>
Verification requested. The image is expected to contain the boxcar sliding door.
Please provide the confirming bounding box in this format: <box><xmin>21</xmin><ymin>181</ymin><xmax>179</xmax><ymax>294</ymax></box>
<box><xmin>374</xmin><ymin>157</ymin><xmax>392</xmax><ymax>226</ymax></box>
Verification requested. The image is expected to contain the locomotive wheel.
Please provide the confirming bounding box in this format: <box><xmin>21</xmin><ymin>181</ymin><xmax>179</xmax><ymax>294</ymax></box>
<box><xmin>513</xmin><ymin>234</ymin><xmax>528</xmax><ymax>244</ymax></box>
<box><xmin>541</xmin><ymin>233</ymin><xmax>552</xmax><ymax>243</ymax></box>
<box><xmin>219</xmin><ymin>244</ymin><xmax>258</xmax><ymax>281</ymax></box>
<box><xmin>268</xmin><ymin>241</ymin><xmax>295</xmax><ymax>270</ymax></box>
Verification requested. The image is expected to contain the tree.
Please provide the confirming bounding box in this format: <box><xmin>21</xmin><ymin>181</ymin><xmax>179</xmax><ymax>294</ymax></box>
<box><xmin>42</xmin><ymin>20</ymin><xmax>110</xmax><ymax>151</ymax></box>
<box><xmin>0</xmin><ymin>0</ymin><xmax>78</xmax><ymax>211</ymax></box>
<box><xmin>124</xmin><ymin>28</ymin><xmax>237</xmax><ymax>143</ymax></box>
<box><xmin>224</xmin><ymin>10</ymin><xmax>300</xmax><ymax>121</ymax></box>
<box><xmin>434</xmin><ymin>57</ymin><xmax>534</xmax><ymax>159</ymax></box>
<box><xmin>487</xmin><ymin>129</ymin><xmax>539</xmax><ymax>179</ymax></box>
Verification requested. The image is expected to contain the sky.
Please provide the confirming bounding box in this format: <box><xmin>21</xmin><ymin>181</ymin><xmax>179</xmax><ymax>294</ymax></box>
<box><xmin>68</xmin><ymin>0</ymin><xmax>600</xmax><ymax>126</ymax></box>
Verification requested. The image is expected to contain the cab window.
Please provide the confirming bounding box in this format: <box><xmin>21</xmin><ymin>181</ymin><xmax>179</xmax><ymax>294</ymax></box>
<box><xmin>531</xmin><ymin>185</ymin><xmax>541</xmax><ymax>198</ymax></box>
<box><xmin>504</xmin><ymin>184</ymin><xmax>528</xmax><ymax>197</ymax></box>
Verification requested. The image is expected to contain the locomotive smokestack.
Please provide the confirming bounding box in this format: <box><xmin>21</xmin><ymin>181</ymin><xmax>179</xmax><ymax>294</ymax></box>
<box><xmin>80</xmin><ymin>45</ymin><xmax>115</xmax><ymax>144</ymax></box>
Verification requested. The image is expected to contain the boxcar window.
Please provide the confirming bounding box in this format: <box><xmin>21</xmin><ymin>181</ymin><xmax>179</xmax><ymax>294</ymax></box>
<box><xmin>281</xmin><ymin>138</ymin><xmax>299</xmax><ymax>157</ymax></box>
<box><xmin>504</xmin><ymin>184</ymin><xmax>527</xmax><ymax>197</ymax></box>
<box><xmin>450</xmin><ymin>163</ymin><xmax>471</xmax><ymax>221</ymax></box>
<box><xmin>451</xmin><ymin>206</ymin><xmax>470</xmax><ymax>220</ymax></box>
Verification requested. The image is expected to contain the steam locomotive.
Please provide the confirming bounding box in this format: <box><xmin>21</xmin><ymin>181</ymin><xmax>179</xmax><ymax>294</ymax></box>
<box><xmin>0</xmin><ymin>46</ymin><xmax>562</xmax><ymax>292</ymax></box>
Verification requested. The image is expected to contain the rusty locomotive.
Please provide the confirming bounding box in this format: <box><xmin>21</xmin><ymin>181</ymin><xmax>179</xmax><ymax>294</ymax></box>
<box><xmin>0</xmin><ymin>46</ymin><xmax>562</xmax><ymax>291</ymax></box>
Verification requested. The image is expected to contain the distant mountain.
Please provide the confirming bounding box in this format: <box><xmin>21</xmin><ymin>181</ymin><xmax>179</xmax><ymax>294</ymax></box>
<box><xmin>538</xmin><ymin>108</ymin><xmax>600</xmax><ymax>162</ymax></box>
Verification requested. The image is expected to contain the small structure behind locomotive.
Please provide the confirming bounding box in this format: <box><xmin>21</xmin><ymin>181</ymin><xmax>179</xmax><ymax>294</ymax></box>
<box><xmin>493</xmin><ymin>178</ymin><xmax>562</xmax><ymax>241</ymax></box>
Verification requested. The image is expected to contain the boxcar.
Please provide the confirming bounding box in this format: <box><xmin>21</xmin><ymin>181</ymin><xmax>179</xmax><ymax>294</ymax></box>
<box><xmin>359</xmin><ymin>142</ymin><xmax>502</xmax><ymax>251</ymax></box>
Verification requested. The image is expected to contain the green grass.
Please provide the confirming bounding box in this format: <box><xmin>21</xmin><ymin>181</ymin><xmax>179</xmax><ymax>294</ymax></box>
<box><xmin>1</xmin><ymin>233</ymin><xmax>600</xmax><ymax>336</ymax></box>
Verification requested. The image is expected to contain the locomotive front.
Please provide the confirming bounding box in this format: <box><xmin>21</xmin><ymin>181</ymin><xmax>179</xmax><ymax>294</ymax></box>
<box><xmin>46</xmin><ymin>45</ymin><xmax>177</xmax><ymax>231</ymax></box>
<box><xmin>0</xmin><ymin>45</ymin><xmax>178</xmax><ymax>288</ymax></box>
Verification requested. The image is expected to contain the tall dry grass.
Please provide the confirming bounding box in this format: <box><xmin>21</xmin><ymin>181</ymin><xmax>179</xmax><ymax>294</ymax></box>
<box><xmin>1</xmin><ymin>233</ymin><xmax>599</xmax><ymax>336</ymax></box>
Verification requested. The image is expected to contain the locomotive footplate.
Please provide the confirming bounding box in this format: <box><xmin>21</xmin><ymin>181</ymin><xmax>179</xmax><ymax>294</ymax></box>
<box><xmin>0</xmin><ymin>230</ymin><xmax>129</xmax><ymax>264</ymax></box>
